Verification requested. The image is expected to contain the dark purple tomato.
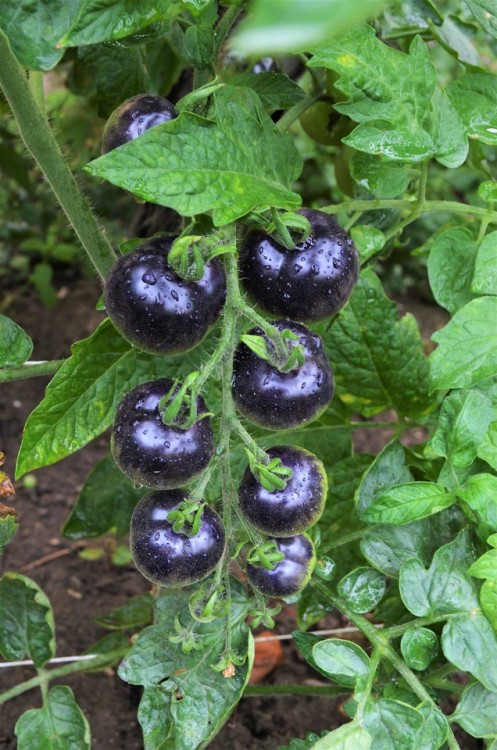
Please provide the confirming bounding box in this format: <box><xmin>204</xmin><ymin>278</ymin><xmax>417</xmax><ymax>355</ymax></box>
<box><xmin>130</xmin><ymin>490</ymin><xmax>225</xmax><ymax>587</ymax></box>
<box><xmin>104</xmin><ymin>236</ymin><xmax>226</xmax><ymax>355</ymax></box>
<box><xmin>246</xmin><ymin>534</ymin><xmax>316</xmax><ymax>597</ymax></box>
<box><xmin>102</xmin><ymin>94</ymin><xmax>177</xmax><ymax>154</ymax></box>
<box><xmin>239</xmin><ymin>208</ymin><xmax>359</xmax><ymax>323</ymax></box>
<box><xmin>239</xmin><ymin>446</ymin><xmax>327</xmax><ymax>536</ymax></box>
<box><xmin>232</xmin><ymin>320</ymin><xmax>334</xmax><ymax>431</ymax></box>
<box><xmin>111</xmin><ymin>379</ymin><xmax>214</xmax><ymax>489</ymax></box>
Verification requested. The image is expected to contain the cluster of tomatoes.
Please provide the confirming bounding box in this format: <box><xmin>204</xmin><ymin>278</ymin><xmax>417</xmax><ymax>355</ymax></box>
<box><xmin>102</xmin><ymin>94</ymin><xmax>359</xmax><ymax>600</ymax></box>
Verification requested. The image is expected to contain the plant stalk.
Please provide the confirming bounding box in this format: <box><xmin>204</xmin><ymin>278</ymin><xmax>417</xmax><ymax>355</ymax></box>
<box><xmin>0</xmin><ymin>30</ymin><xmax>117</xmax><ymax>280</ymax></box>
<box><xmin>0</xmin><ymin>360</ymin><xmax>65</xmax><ymax>383</ymax></box>
<box><xmin>0</xmin><ymin>650</ymin><xmax>127</xmax><ymax>705</ymax></box>
<box><xmin>312</xmin><ymin>582</ymin><xmax>462</xmax><ymax>750</ymax></box>
<box><xmin>243</xmin><ymin>683</ymin><xmax>346</xmax><ymax>698</ymax></box>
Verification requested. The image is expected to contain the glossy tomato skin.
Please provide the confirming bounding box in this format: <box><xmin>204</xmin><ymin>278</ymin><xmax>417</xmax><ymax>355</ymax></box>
<box><xmin>239</xmin><ymin>208</ymin><xmax>359</xmax><ymax>323</ymax></box>
<box><xmin>112</xmin><ymin>379</ymin><xmax>214</xmax><ymax>489</ymax></box>
<box><xmin>102</xmin><ymin>94</ymin><xmax>177</xmax><ymax>153</ymax></box>
<box><xmin>239</xmin><ymin>446</ymin><xmax>327</xmax><ymax>536</ymax></box>
<box><xmin>232</xmin><ymin>320</ymin><xmax>334</xmax><ymax>431</ymax></box>
<box><xmin>247</xmin><ymin>534</ymin><xmax>316</xmax><ymax>597</ymax></box>
<box><xmin>104</xmin><ymin>236</ymin><xmax>226</xmax><ymax>355</ymax></box>
<box><xmin>130</xmin><ymin>490</ymin><xmax>225</xmax><ymax>587</ymax></box>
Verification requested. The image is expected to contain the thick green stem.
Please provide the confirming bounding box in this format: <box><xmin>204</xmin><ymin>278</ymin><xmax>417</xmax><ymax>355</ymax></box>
<box><xmin>0</xmin><ymin>360</ymin><xmax>65</xmax><ymax>383</ymax></box>
<box><xmin>0</xmin><ymin>30</ymin><xmax>117</xmax><ymax>280</ymax></box>
<box><xmin>322</xmin><ymin>198</ymin><xmax>497</xmax><ymax>223</ymax></box>
<box><xmin>384</xmin><ymin>613</ymin><xmax>459</xmax><ymax>640</ymax></box>
<box><xmin>312</xmin><ymin>582</ymin><xmax>462</xmax><ymax>750</ymax></box>
<box><xmin>28</xmin><ymin>71</ymin><xmax>45</xmax><ymax>115</ymax></box>
<box><xmin>214</xmin><ymin>1</ymin><xmax>246</xmax><ymax>55</ymax></box>
<box><xmin>0</xmin><ymin>650</ymin><xmax>127</xmax><ymax>705</ymax></box>
<box><xmin>276</xmin><ymin>88</ymin><xmax>324</xmax><ymax>133</ymax></box>
<box><xmin>319</xmin><ymin>528</ymin><xmax>366</xmax><ymax>555</ymax></box>
<box><xmin>243</xmin><ymin>683</ymin><xmax>346</xmax><ymax>698</ymax></box>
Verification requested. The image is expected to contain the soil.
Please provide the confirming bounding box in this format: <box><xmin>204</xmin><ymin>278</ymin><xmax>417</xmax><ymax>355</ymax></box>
<box><xmin>0</xmin><ymin>278</ymin><xmax>480</xmax><ymax>750</ymax></box>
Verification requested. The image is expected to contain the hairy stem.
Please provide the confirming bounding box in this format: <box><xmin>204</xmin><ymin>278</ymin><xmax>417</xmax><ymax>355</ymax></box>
<box><xmin>322</xmin><ymin>198</ymin><xmax>497</xmax><ymax>223</ymax></box>
<box><xmin>0</xmin><ymin>30</ymin><xmax>117</xmax><ymax>280</ymax></box>
<box><xmin>312</xmin><ymin>582</ymin><xmax>462</xmax><ymax>750</ymax></box>
<box><xmin>0</xmin><ymin>650</ymin><xmax>128</xmax><ymax>705</ymax></box>
<box><xmin>0</xmin><ymin>360</ymin><xmax>65</xmax><ymax>383</ymax></box>
<box><xmin>276</xmin><ymin>87</ymin><xmax>324</xmax><ymax>133</ymax></box>
<box><xmin>243</xmin><ymin>683</ymin><xmax>346</xmax><ymax>698</ymax></box>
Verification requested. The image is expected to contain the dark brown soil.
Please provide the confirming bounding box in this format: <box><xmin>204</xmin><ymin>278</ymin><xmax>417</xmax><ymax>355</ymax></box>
<box><xmin>0</xmin><ymin>279</ymin><xmax>478</xmax><ymax>750</ymax></box>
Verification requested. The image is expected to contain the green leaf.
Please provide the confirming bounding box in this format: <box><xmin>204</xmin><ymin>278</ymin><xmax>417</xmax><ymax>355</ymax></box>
<box><xmin>309</xmin><ymin>722</ymin><xmax>373</xmax><ymax>750</ymax></box>
<box><xmin>337</xmin><ymin>567</ymin><xmax>386</xmax><ymax>613</ymax></box>
<box><xmin>312</xmin><ymin>638</ymin><xmax>370</xmax><ymax>688</ymax></box>
<box><xmin>318</xmin><ymin>453</ymin><xmax>372</xmax><ymax>551</ymax></box>
<box><xmin>0</xmin><ymin>514</ymin><xmax>18</xmax><ymax>554</ymax></box>
<box><xmin>0</xmin><ymin>315</ymin><xmax>33</xmax><ymax>368</ymax></box>
<box><xmin>119</xmin><ymin>586</ymin><xmax>252</xmax><ymax>749</ymax></box>
<box><xmin>85</xmin><ymin>86</ymin><xmax>302</xmax><ymax>226</ymax></box>
<box><xmin>446</xmin><ymin>73</ymin><xmax>497</xmax><ymax>145</ymax></box>
<box><xmin>478</xmin><ymin>420</ymin><xmax>497</xmax><ymax>470</ymax></box>
<box><xmin>309</xmin><ymin>28</ymin><xmax>465</xmax><ymax>165</ymax></box>
<box><xmin>361</xmin><ymin>482</ymin><xmax>455</xmax><ymax>525</ymax></box>
<box><xmin>430</xmin><ymin>297</ymin><xmax>497</xmax><ymax>390</ymax></box>
<box><xmin>183</xmin><ymin>24</ymin><xmax>214</xmax><ymax>69</ymax></box>
<box><xmin>442</xmin><ymin>613</ymin><xmax>497</xmax><ymax>692</ymax></box>
<box><xmin>62</xmin><ymin>455</ymin><xmax>147</xmax><ymax>540</ymax></box>
<box><xmin>60</xmin><ymin>0</ymin><xmax>180</xmax><ymax>47</ymax></box>
<box><xmin>430</xmin><ymin>389</ymin><xmax>493</xmax><ymax>468</ymax></box>
<box><xmin>415</xmin><ymin>704</ymin><xmax>449</xmax><ymax>750</ymax></box>
<box><xmin>459</xmin><ymin>474</ymin><xmax>497</xmax><ymax>538</ymax></box>
<box><xmin>325</xmin><ymin>270</ymin><xmax>432</xmax><ymax>418</ymax></box>
<box><xmin>95</xmin><ymin>594</ymin><xmax>154</xmax><ymax>630</ymax></box>
<box><xmin>355</xmin><ymin>440</ymin><xmax>412</xmax><ymax>516</ymax></box>
<box><xmin>473</xmin><ymin>231</ymin><xmax>497</xmax><ymax>295</ymax></box>
<box><xmin>0</xmin><ymin>0</ymin><xmax>80</xmax><ymax>71</ymax></box>
<box><xmin>430</xmin><ymin>88</ymin><xmax>469</xmax><ymax>169</ymax></box>
<box><xmin>361</xmin><ymin>510</ymin><xmax>458</xmax><ymax>578</ymax></box>
<box><xmin>292</xmin><ymin>632</ymin><xmax>333</xmax><ymax>680</ymax></box>
<box><xmin>479</xmin><ymin>180</ymin><xmax>497</xmax><ymax>201</ymax></box>
<box><xmin>430</xmin><ymin>15</ymin><xmax>481</xmax><ymax>68</ymax></box>
<box><xmin>469</xmin><ymin>547</ymin><xmax>497</xmax><ymax>579</ymax></box>
<box><xmin>464</xmin><ymin>0</ymin><xmax>497</xmax><ymax>39</ymax></box>
<box><xmin>16</xmin><ymin>319</ymin><xmax>212</xmax><ymax>477</ymax></box>
<box><xmin>229</xmin><ymin>72</ymin><xmax>304</xmax><ymax>113</ymax></box>
<box><xmin>481</xmin><ymin>579</ymin><xmax>497</xmax><ymax>630</ymax></box>
<box><xmin>453</xmin><ymin>682</ymin><xmax>497</xmax><ymax>738</ymax></box>
<box><xmin>233</xmin><ymin>0</ymin><xmax>386</xmax><ymax>55</ymax></box>
<box><xmin>400</xmin><ymin>628</ymin><xmax>438</xmax><ymax>671</ymax></box>
<box><xmin>399</xmin><ymin>529</ymin><xmax>479</xmax><ymax>617</ymax></box>
<box><xmin>77</xmin><ymin>44</ymin><xmax>150</xmax><ymax>120</ymax></box>
<box><xmin>349</xmin><ymin>225</ymin><xmax>386</xmax><ymax>262</ymax></box>
<box><xmin>349</xmin><ymin>153</ymin><xmax>410</xmax><ymax>199</ymax></box>
<box><xmin>0</xmin><ymin>574</ymin><xmax>55</xmax><ymax>667</ymax></box>
<box><xmin>427</xmin><ymin>227</ymin><xmax>478</xmax><ymax>315</ymax></box>
<box><xmin>15</xmin><ymin>685</ymin><xmax>90</xmax><ymax>750</ymax></box>
<box><xmin>261</xmin><ymin>418</ymin><xmax>353</xmax><ymax>468</ymax></box>
<box><xmin>363</xmin><ymin>699</ymin><xmax>424</xmax><ymax>750</ymax></box>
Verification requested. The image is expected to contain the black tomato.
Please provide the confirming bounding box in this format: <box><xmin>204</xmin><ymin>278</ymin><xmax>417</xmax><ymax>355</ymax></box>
<box><xmin>239</xmin><ymin>446</ymin><xmax>327</xmax><ymax>536</ymax></box>
<box><xmin>130</xmin><ymin>490</ymin><xmax>225</xmax><ymax>587</ymax></box>
<box><xmin>246</xmin><ymin>534</ymin><xmax>316</xmax><ymax>598</ymax></box>
<box><xmin>111</xmin><ymin>379</ymin><xmax>214</xmax><ymax>489</ymax></box>
<box><xmin>101</xmin><ymin>94</ymin><xmax>177</xmax><ymax>154</ymax></box>
<box><xmin>239</xmin><ymin>208</ymin><xmax>359</xmax><ymax>323</ymax></box>
<box><xmin>104</xmin><ymin>236</ymin><xmax>226</xmax><ymax>355</ymax></box>
<box><xmin>232</xmin><ymin>320</ymin><xmax>334</xmax><ymax>431</ymax></box>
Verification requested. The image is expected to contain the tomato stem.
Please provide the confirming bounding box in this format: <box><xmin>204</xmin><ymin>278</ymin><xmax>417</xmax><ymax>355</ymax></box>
<box><xmin>0</xmin><ymin>30</ymin><xmax>117</xmax><ymax>280</ymax></box>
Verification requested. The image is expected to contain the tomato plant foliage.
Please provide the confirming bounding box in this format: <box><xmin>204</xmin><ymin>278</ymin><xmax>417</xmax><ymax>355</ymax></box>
<box><xmin>2</xmin><ymin>0</ymin><xmax>497</xmax><ymax>748</ymax></box>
